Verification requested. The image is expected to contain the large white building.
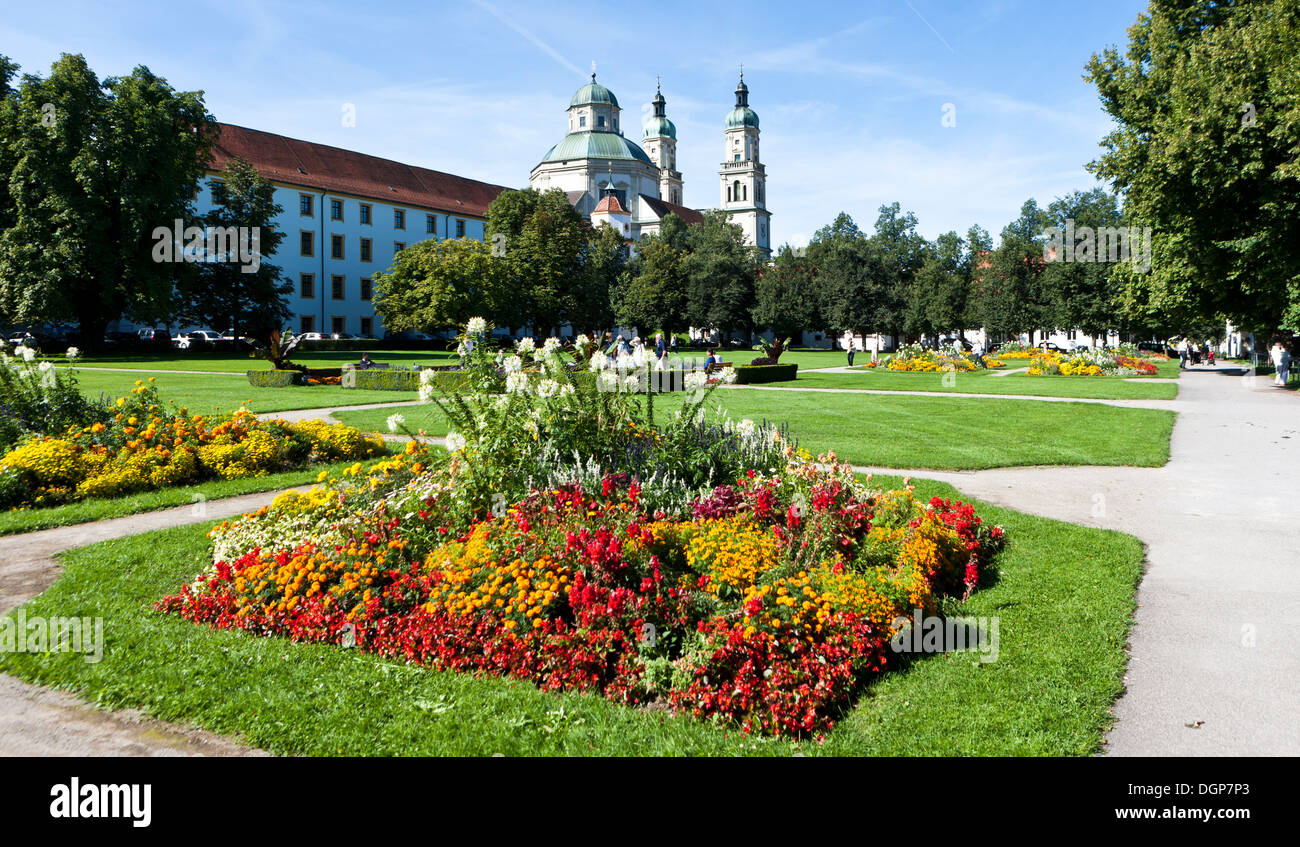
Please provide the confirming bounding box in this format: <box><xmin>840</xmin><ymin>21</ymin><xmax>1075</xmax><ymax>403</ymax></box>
<box><xmin>530</xmin><ymin>73</ymin><xmax>772</xmax><ymax>254</ymax></box>
<box><xmin>196</xmin><ymin>124</ymin><xmax>509</xmax><ymax>338</ymax></box>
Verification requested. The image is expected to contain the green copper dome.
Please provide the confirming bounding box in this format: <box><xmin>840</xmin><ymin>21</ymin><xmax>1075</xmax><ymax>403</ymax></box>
<box><xmin>643</xmin><ymin>115</ymin><xmax>676</xmax><ymax>139</ymax></box>
<box><xmin>726</xmin><ymin>106</ymin><xmax>759</xmax><ymax>129</ymax></box>
<box><xmin>569</xmin><ymin>81</ymin><xmax>619</xmax><ymax>108</ymax></box>
<box><xmin>540</xmin><ymin>131</ymin><xmax>652</xmax><ymax>164</ymax></box>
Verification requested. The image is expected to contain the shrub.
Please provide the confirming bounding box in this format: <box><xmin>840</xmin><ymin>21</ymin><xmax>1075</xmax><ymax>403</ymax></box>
<box><xmin>342</xmin><ymin>366</ymin><xmax>472</xmax><ymax>392</ymax></box>
<box><xmin>0</xmin><ymin>345</ymin><xmax>108</xmax><ymax>451</ymax></box>
<box><xmin>732</xmin><ymin>363</ymin><xmax>798</xmax><ymax>384</ymax></box>
<box><xmin>246</xmin><ymin>370</ymin><xmax>302</xmax><ymax>388</ymax></box>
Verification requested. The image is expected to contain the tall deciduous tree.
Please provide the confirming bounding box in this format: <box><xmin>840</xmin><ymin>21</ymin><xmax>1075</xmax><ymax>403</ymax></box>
<box><xmin>372</xmin><ymin>236</ymin><xmax>508</xmax><ymax>335</ymax></box>
<box><xmin>683</xmin><ymin>210</ymin><xmax>758</xmax><ymax>340</ymax></box>
<box><xmin>485</xmin><ymin>187</ymin><xmax>586</xmax><ymax>336</ymax></box>
<box><xmin>974</xmin><ymin>200</ymin><xmax>1050</xmax><ymax>340</ymax></box>
<box><xmin>1086</xmin><ymin>0</ymin><xmax>1300</xmax><ymax>334</ymax></box>
<box><xmin>184</xmin><ymin>157</ymin><xmax>289</xmax><ymax>340</ymax></box>
<box><xmin>0</xmin><ymin>54</ymin><xmax>215</xmax><ymax>347</ymax></box>
<box><xmin>753</xmin><ymin>244</ymin><xmax>821</xmax><ymax>342</ymax></box>
<box><xmin>619</xmin><ymin>220</ymin><xmax>689</xmax><ymax>337</ymax></box>
<box><xmin>809</xmin><ymin>212</ymin><xmax>885</xmax><ymax>337</ymax></box>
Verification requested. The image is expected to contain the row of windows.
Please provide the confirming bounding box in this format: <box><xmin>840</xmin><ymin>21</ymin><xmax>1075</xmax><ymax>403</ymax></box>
<box><xmin>298</xmin><ymin>315</ymin><xmax>374</xmax><ymax>337</ymax></box>
<box><xmin>298</xmin><ymin>273</ymin><xmax>373</xmax><ymax>301</ymax></box>
<box><xmin>298</xmin><ymin>227</ymin><xmax>467</xmax><ymax>258</ymax></box>
<box><xmin>298</xmin><ymin>193</ymin><xmax>467</xmax><ymax>235</ymax></box>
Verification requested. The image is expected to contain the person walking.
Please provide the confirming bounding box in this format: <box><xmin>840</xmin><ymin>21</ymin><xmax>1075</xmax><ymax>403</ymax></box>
<box><xmin>842</xmin><ymin>330</ymin><xmax>856</xmax><ymax>366</ymax></box>
<box><xmin>971</xmin><ymin>337</ymin><xmax>988</xmax><ymax>369</ymax></box>
<box><xmin>1276</xmin><ymin>342</ymin><xmax>1292</xmax><ymax>387</ymax></box>
<box><xmin>1177</xmin><ymin>337</ymin><xmax>1188</xmax><ymax>369</ymax></box>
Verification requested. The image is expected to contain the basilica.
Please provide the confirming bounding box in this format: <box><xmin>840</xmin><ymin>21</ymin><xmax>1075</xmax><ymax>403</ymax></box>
<box><xmin>529</xmin><ymin>73</ymin><xmax>772</xmax><ymax>255</ymax></box>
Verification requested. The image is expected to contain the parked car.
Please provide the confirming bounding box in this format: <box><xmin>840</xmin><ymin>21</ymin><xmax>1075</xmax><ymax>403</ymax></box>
<box><xmin>1037</xmin><ymin>340</ymin><xmax>1078</xmax><ymax>353</ymax></box>
<box><xmin>384</xmin><ymin>331</ymin><xmax>434</xmax><ymax>342</ymax></box>
<box><xmin>299</xmin><ymin>332</ymin><xmax>324</xmax><ymax>341</ymax></box>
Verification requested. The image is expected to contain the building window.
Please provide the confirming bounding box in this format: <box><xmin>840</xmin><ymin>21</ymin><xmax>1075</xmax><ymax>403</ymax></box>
<box><xmin>734</xmin><ymin>154</ymin><xmax>740</xmax><ymax>162</ymax></box>
<box><xmin>597</xmin><ymin>115</ymin><xmax>605</xmax><ymax>128</ymax></box>
<box><xmin>394</xmin><ymin>209</ymin><xmax>405</xmax><ymax>229</ymax></box>
<box><xmin>360</xmin><ymin>203</ymin><xmax>371</xmax><ymax>225</ymax></box>
<box><xmin>360</xmin><ymin>317</ymin><xmax>373</xmax><ymax>337</ymax></box>
<box><xmin>331</xmin><ymin>275</ymin><xmax>345</xmax><ymax>300</ymax></box>
<box><xmin>330</xmin><ymin>199</ymin><xmax>343</xmax><ymax>221</ymax></box>
<box><xmin>743</xmin><ymin>185</ymin><xmax>747</xmax><ymax>201</ymax></box>
<box><xmin>360</xmin><ymin>238</ymin><xmax>372</xmax><ymax>262</ymax></box>
<box><xmin>426</xmin><ymin>214</ymin><xmax>436</xmax><ymax>234</ymax></box>
<box><xmin>455</xmin><ymin>219</ymin><xmax>465</xmax><ymax>238</ymax></box>
<box><xmin>300</xmin><ymin>194</ymin><xmax>313</xmax><ymax>216</ymax></box>
<box><xmin>331</xmin><ymin>316</ymin><xmax>345</xmax><ymax>336</ymax></box>
<box><xmin>394</xmin><ymin>241</ymin><xmax>406</xmax><ymax>254</ymax></box>
<box><xmin>300</xmin><ymin>231</ymin><xmax>314</xmax><ymax>257</ymax></box>
<box><xmin>360</xmin><ymin>278</ymin><xmax>372</xmax><ymax>301</ymax></box>
<box><xmin>299</xmin><ymin>273</ymin><xmax>314</xmax><ymax>298</ymax></box>
<box><xmin>330</xmin><ymin>234</ymin><xmax>345</xmax><ymax>260</ymax></box>
<box><xmin>300</xmin><ymin>315</ymin><xmax>314</xmax><ymax>334</ymax></box>
<box><xmin>579</xmin><ymin>115</ymin><xmax>586</xmax><ymax>128</ymax></box>
<box><xmin>209</xmin><ymin>179</ymin><xmax>226</xmax><ymax>205</ymax></box>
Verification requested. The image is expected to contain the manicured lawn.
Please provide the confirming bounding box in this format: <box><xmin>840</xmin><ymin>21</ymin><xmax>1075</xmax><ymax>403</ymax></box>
<box><xmin>0</xmin><ymin>475</ymin><xmax>1140</xmax><ymax>756</ymax></box>
<box><xmin>55</xmin><ymin>349</ymin><xmax>457</xmax><ymax>373</ymax></box>
<box><xmin>0</xmin><ymin>451</ymin><xmax>396</xmax><ymax>537</ymax></box>
<box><xmin>770</xmin><ymin>368</ymin><xmax>1178</xmax><ymax>399</ymax></box>
<box><xmin>73</xmin><ymin>369</ymin><xmax>415</xmax><ymax>414</ymax></box>
<box><xmin>335</xmin><ymin>391</ymin><xmax>1176</xmax><ymax>470</ymax></box>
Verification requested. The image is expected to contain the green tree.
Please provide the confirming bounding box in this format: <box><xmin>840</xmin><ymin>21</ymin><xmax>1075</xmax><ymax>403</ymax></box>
<box><xmin>1041</xmin><ymin>188</ymin><xmax>1126</xmax><ymax>338</ymax></box>
<box><xmin>809</xmin><ymin>212</ymin><xmax>885</xmax><ymax>337</ymax></box>
<box><xmin>0</xmin><ymin>54</ymin><xmax>215</xmax><ymax>347</ymax></box>
<box><xmin>182</xmin><ymin>157</ymin><xmax>289</xmax><ymax>340</ymax></box>
<box><xmin>572</xmin><ymin>221</ymin><xmax>625</xmax><ymax>334</ymax></box>
<box><xmin>754</xmin><ymin>244</ymin><xmax>820</xmax><ymax>341</ymax></box>
<box><xmin>372</xmin><ymin>237</ymin><xmax>508</xmax><ymax>334</ymax></box>
<box><xmin>486</xmin><ymin>187</ymin><xmax>586</xmax><ymax>335</ymax></box>
<box><xmin>1086</xmin><ymin>0</ymin><xmax>1300</xmax><ymax>334</ymax></box>
<box><xmin>974</xmin><ymin>200</ymin><xmax>1050</xmax><ymax>340</ymax></box>
<box><xmin>868</xmin><ymin>202</ymin><xmax>928</xmax><ymax>345</ymax></box>
<box><xmin>619</xmin><ymin>223</ymin><xmax>689</xmax><ymax>336</ymax></box>
<box><xmin>683</xmin><ymin>210</ymin><xmax>757</xmax><ymax>340</ymax></box>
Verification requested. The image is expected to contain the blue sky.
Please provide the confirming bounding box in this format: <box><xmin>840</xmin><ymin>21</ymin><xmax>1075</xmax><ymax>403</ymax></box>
<box><xmin>2</xmin><ymin>0</ymin><xmax>1148</xmax><ymax>247</ymax></box>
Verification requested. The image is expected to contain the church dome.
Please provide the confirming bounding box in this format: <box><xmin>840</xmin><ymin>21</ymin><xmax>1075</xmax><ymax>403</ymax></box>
<box><xmin>569</xmin><ymin>80</ymin><xmax>619</xmax><ymax>108</ymax></box>
<box><xmin>539</xmin><ymin>131</ymin><xmax>652</xmax><ymax>164</ymax></box>
<box><xmin>643</xmin><ymin>115</ymin><xmax>676</xmax><ymax>139</ymax></box>
<box><xmin>725</xmin><ymin>107</ymin><xmax>760</xmax><ymax>129</ymax></box>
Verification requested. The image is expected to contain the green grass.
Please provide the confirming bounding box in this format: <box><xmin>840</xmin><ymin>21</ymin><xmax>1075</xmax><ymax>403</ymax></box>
<box><xmin>0</xmin><ymin>475</ymin><xmax>1141</xmax><ymax>756</ymax></box>
<box><xmin>73</xmin><ymin>369</ymin><xmax>416</xmax><ymax>414</ymax></box>
<box><xmin>55</xmin><ymin>349</ymin><xmax>458</xmax><ymax>373</ymax></box>
<box><xmin>334</xmin><ymin>391</ymin><xmax>1176</xmax><ymax>470</ymax></box>
<box><xmin>771</xmin><ymin>368</ymin><xmax>1179</xmax><ymax>399</ymax></box>
<box><xmin>0</xmin><ymin>453</ymin><xmax>395</xmax><ymax>537</ymax></box>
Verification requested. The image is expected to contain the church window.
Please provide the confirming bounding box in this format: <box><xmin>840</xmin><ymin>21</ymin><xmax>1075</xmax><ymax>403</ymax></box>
<box><xmin>579</xmin><ymin>115</ymin><xmax>586</xmax><ymax>127</ymax></box>
<box><xmin>734</xmin><ymin>154</ymin><xmax>740</xmax><ymax>162</ymax></box>
<box><xmin>733</xmin><ymin>180</ymin><xmax>741</xmax><ymax>201</ymax></box>
<box><xmin>597</xmin><ymin>115</ymin><xmax>606</xmax><ymax>128</ymax></box>
<box><xmin>743</xmin><ymin>185</ymin><xmax>747</xmax><ymax>200</ymax></box>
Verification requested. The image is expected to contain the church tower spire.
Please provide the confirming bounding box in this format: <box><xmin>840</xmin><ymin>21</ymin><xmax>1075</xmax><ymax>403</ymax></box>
<box><xmin>643</xmin><ymin>78</ymin><xmax>682</xmax><ymax>206</ymax></box>
<box><xmin>719</xmin><ymin>69</ymin><xmax>771</xmax><ymax>254</ymax></box>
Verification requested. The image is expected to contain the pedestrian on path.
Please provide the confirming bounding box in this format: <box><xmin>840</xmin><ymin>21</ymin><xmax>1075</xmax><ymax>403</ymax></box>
<box><xmin>1177</xmin><ymin>337</ymin><xmax>1188</xmax><ymax>369</ymax></box>
<box><xmin>842</xmin><ymin>330</ymin><xmax>856</xmax><ymax>366</ymax></box>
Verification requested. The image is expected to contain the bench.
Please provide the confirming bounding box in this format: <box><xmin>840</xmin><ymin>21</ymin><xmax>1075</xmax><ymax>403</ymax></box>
<box><xmin>705</xmin><ymin>361</ymin><xmax>733</xmax><ymax>374</ymax></box>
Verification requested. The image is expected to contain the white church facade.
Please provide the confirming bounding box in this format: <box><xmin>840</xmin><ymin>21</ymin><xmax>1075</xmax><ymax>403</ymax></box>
<box><xmin>530</xmin><ymin>73</ymin><xmax>772</xmax><ymax>255</ymax></box>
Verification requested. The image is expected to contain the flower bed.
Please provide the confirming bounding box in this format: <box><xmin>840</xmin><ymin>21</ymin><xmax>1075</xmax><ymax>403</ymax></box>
<box><xmin>157</xmin><ymin>319</ymin><xmax>1006</xmax><ymax>737</ymax></box>
<box><xmin>1028</xmin><ymin>350</ymin><xmax>1158</xmax><ymax>376</ymax></box>
<box><xmin>0</xmin><ymin>379</ymin><xmax>382</xmax><ymax>509</ymax></box>
<box><xmin>886</xmin><ymin>344</ymin><xmax>1004</xmax><ymax>372</ymax></box>
<box><xmin>160</xmin><ymin>452</ymin><xmax>1003</xmax><ymax>736</ymax></box>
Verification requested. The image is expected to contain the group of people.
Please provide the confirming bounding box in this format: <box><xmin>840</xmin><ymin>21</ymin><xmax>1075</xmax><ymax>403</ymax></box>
<box><xmin>1176</xmin><ymin>338</ymin><xmax>1215</xmax><ymax>369</ymax></box>
<box><xmin>600</xmin><ymin>331</ymin><xmax>681</xmax><ymax>366</ymax></box>
<box><xmin>840</xmin><ymin>331</ymin><xmax>881</xmax><ymax>366</ymax></box>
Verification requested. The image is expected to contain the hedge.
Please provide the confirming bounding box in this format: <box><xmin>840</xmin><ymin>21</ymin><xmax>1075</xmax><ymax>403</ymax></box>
<box><xmin>341</xmin><ymin>366</ymin><xmax>478</xmax><ymax>392</ymax></box>
<box><xmin>732</xmin><ymin>363</ymin><xmax>799</xmax><ymax>384</ymax></box>
<box><xmin>247</xmin><ymin>370</ymin><xmax>302</xmax><ymax>387</ymax></box>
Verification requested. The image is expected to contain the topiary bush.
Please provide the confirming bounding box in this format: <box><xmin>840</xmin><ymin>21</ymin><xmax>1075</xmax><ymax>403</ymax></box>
<box><xmin>732</xmin><ymin>363</ymin><xmax>798</xmax><ymax>384</ymax></box>
<box><xmin>342</xmin><ymin>366</ymin><xmax>475</xmax><ymax>392</ymax></box>
<box><xmin>246</xmin><ymin>370</ymin><xmax>302</xmax><ymax>387</ymax></box>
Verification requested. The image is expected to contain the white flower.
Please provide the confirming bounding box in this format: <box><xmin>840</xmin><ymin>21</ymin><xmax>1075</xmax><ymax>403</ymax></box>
<box><xmin>685</xmin><ymin>370</ymin><xmax>708</xmax><ymax>392</ymax></box>
<box><xmin>537</xmin><ymin>378</ymin><xmax>560</xmax><ymax>398</ymax></box>
<box><xmin>386</xmin><ymin>413</ymin><xmax>406</xmax><ymax>433</ymax></box>
<box><xmin>503</xmin><ymin>354</ymin><xmax>523</xmax><ymax>374</ymax></box>
<box><xmin>418</xmin><ymin>368</ymin><xmax>437</xmax><ymax>385</ymax></box>
<box><xmin>537</xmin><ymin>337</ymin><xmax>561</xmax><ymax>362</ymax></box>
<box><xmin>516</xmin><ymin>337</ymin><xmax>536</xmax><ymax>356</ymax></box>
<box><xmin>16</xmin><ymin>345</ymin><xmax>35</xmax><ymax>362</ymax></box>
<box><xmin>598</xmin><ymin>371</ymin><xmax>619</xmax><ymax>393</ymax></box>
<box><xmin>38</xmin><ymin>361</ymin><xmax>53</xmax><ymax>373</ymax></box>
<box><xmin>623</xmin><ymin>374</ymin><xmax>642</xmax><ymax>393</ymax></box>
<box><xmin>444</xmin><ymin>432</ymin><xmax>466</xmax><ymax>452</ymax></box>
<box><xmin>559</xmin><ymin>383</ymin><xmax>575</xmax><ymax>397</ymax></box>
<box><xmin>506</xmin><ymin>372</ymin><xmax>529</xmax><ymax>394</ymax></box>
<box><xmin>718</xmin><ymin>366</ymin><xmax>738</xmax><ymax>385</ymax></box>
<box><xmin>418</xmin><ymin>384</ymin><xmax>435</xmax><ymax>403</ymax></box>
<box><xmin>575</xmin><ymin>333</ymin><xmax>590</xmax><ymax>348</ymax></box>
<box><xmin>736</xmin><ymin>418</ymin><xmax>757</xmax><ymax>439</ymax></box>
<box><xmin>465</xmin><ymin>317</ymin><xmax>487</xmax><ymax>337</ymax></box>
<box><xmin>65</xmin><ymin>346</ymin><xmax>80</xmax><ymax>360</ymax></box>
<box><xmin>589</xmin><ymin>353</ymin><xmax>607</xmax><ymax>372</ymax></box>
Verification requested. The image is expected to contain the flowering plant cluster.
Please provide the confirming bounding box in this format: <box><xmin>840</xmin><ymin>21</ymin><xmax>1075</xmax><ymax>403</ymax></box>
<box><xmin>886</xmin><ymin>343</ymin><xmax>1004</xmax><ymax>373</ymax></box>
<box><xmin>0</xmin><ymin>343</ymin><xmax>108</xmax><ymax>453</ymax></box>
<box><xmin>1027</xmin><ymin>349</ymin><xmax>1159</xmax><ymax>376</ymax></box>
<box><xmin>0</xmin><ymin>379</ymin><xmax>383</xmax><ymax>509</ymax></box>
<box><xmin>161</xmin><ymin>442</ymin><xmax>1005</xmax><ymax>737</ymax></box>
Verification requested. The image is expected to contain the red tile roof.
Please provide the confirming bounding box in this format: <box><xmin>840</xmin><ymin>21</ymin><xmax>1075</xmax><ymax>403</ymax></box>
<box><xmin>593</xmin><ymin>193</ymin><xmax>628</xmax><ymax>215</ymax></box>
<box><xmin>208</xmin><ymin>123</ymin><xmax>512</xmax><ymax>218</ymax></box>
<box><xmin>638</xmin><ymin>194</ymin><xmax>705</xmax><ymax>226</ymax></box>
